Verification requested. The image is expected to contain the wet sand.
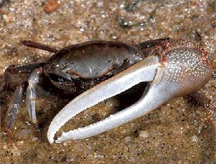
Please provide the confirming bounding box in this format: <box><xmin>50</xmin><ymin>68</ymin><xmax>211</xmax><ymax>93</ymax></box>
<box><xmin>0</xmin><ymin>0</ymin><xmax>216</xmax><ymax>163</ymax></box>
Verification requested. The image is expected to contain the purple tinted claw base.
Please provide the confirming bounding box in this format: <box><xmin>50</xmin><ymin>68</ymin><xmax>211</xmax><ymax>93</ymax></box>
<box><xmin>47</xmin><ymin>40</ymin><xmax>213</xmax><ymax>144</ymax></box>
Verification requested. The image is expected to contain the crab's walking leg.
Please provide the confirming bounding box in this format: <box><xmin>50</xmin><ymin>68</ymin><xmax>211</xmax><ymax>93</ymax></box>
<box><xmin>7</xmin><ymin>84</ymin><xmax>25</xmax><ymax>128</ymax></box>
<box><xmin>47</xmin><ymin>55</ymin><xmax>162</xmax><ymax>144</ymax></box>
<box><xmin>1</xmin><ymin>63</ymin><xmax>44</xmax><ymax>92</ymax></box>
<box><xmin>26</xmin><ymin>68</ymin><xmax>42</xmax><ymax>123</ymax></box>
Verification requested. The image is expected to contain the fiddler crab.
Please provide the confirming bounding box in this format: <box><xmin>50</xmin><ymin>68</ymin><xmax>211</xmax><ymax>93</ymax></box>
<box><xmin>1</xmin><ymin>38</ymin><xmax>213</xmax><ymax>144</ymax></box>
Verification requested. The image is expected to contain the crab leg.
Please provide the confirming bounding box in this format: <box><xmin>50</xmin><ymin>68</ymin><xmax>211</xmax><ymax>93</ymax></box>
<box><xmin>7</xmin><ymin>84</ymin><xmax>25</xmax><ymax>128</ymax></box>
<box><xmin>26</xmin><ymin>69</ymin><xmax>41</xmax><ymax>123</ymax></box>
<box><xmin>47</xmin><ymin>55</ymin><xmax>163</xmax><ymax>144</ymax></box>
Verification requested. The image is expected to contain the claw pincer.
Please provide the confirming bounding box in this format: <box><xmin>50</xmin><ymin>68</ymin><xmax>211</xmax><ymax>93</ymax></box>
<box><xmin>47</xmin><ymin>40</ymin><xmax>213</xmax><ymax>144</ymax></box>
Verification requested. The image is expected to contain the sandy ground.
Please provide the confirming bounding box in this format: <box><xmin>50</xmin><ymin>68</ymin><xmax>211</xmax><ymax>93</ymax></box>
<box><xmin>0</xmin><ymin>0</ymin><xmax>216</xmax><ymax>163</ymax></box>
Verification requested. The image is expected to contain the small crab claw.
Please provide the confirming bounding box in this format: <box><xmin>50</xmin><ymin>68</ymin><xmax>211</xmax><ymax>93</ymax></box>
<box><xmin>47</xmin><ymin>55</ymin><xmax>163</xmax><ymax>144</ymax></box>
<box><xmin>26</xmin><ymin>68</ymin><xmax>41</xmax><ymax>123</ymax></box>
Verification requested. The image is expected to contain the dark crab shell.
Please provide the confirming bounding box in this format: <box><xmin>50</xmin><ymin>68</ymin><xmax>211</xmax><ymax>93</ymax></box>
<box><xmin>43</xmin><ymin>40</ymin><xmax>144</xmax><ymax>94</ymax></box>
<box><xmin>44</xmin><ymin>40</ymin><xmax>144</xmax><ymax>78</ymax></box>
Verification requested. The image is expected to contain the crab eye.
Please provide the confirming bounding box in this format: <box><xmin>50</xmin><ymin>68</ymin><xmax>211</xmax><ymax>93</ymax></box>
<box><xmin>48</xmin><ymin>73</ymin><xmax>69</xmax><ymax>83</ymax></box>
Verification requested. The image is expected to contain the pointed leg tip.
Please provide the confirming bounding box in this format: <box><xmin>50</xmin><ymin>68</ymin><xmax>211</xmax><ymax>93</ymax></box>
<box><xmin>31</xmin><ymin>118</ymin><xmax>37</xmax><ymax>124</ymax></box>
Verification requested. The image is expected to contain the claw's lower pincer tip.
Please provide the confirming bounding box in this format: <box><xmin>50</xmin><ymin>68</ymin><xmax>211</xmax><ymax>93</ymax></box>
<box><xmin>55</xmin><ymin>139</ymin><xmax>62</xmax><ymax>143</ymax></box>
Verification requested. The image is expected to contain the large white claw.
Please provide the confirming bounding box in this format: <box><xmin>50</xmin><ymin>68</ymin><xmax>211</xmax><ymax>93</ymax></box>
<box><xmin>47</xmin><ymin>55</ymin><xmax>162</xmax><ymax>144</ymax></box>
<box><xmin>47</xmin><ymin>39</ymin><xmax>213</xmax><ymax>144</ymax></box>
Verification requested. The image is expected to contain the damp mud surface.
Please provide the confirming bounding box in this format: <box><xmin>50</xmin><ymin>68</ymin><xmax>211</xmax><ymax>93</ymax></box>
<box><xmin>0</xmin><ymin>0</ymin><xmax>216</xmax><ymax>163</ymax></box>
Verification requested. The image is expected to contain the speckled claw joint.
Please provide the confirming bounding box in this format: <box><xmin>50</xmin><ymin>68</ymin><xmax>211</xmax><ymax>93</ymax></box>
<box><xmin>47</xmin><ymin>40</ymin><xmax>213</xmax><ymax>144</ymax></box>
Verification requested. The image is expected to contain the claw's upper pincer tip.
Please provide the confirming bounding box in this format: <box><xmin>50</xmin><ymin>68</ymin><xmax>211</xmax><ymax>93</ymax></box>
<box><xmin>47</xmin><ymin>126</ymin><xmax>56</xmax><ymax>144</ymax></box>
<box><xmin>47</xmin><ymin>134</ymin><xmax>54</xmax><ymax>144</ymax></box>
